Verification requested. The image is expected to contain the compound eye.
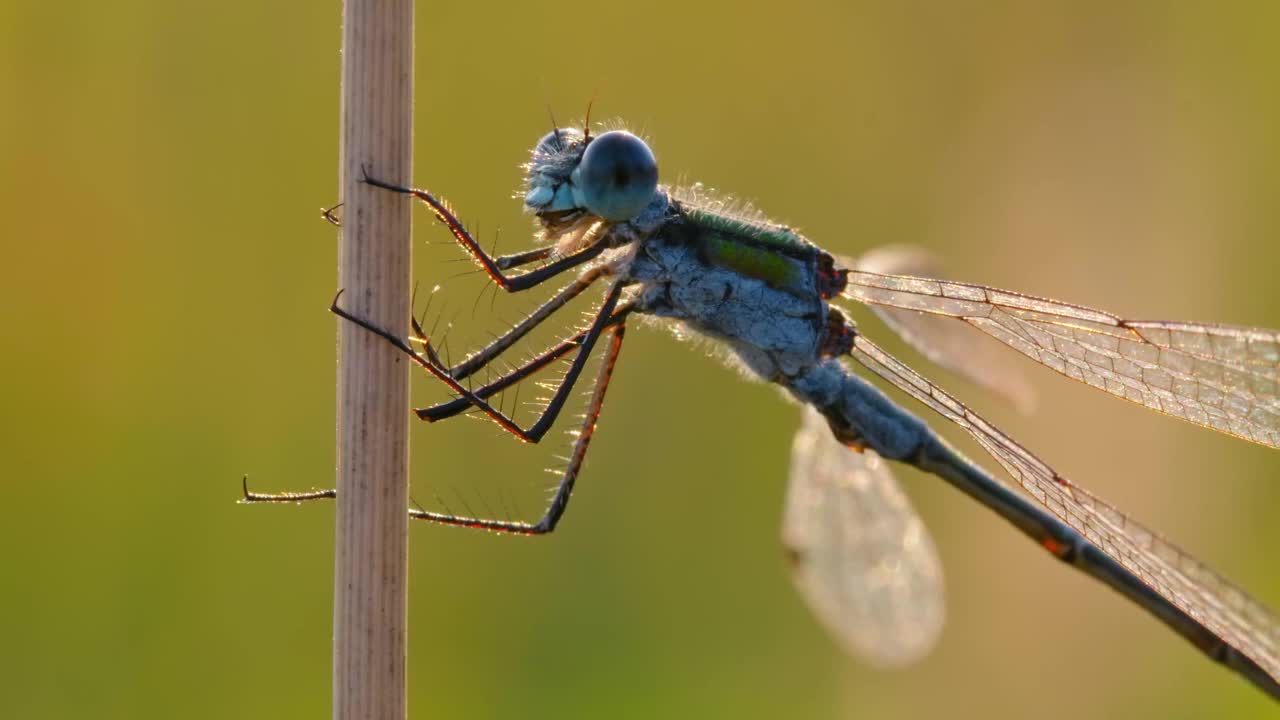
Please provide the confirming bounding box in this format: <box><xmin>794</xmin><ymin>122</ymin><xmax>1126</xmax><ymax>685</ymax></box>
<box><xmin>576</xmin><ymin>130</ymin><xmax>658</xmax><ymax>221</ymax></box>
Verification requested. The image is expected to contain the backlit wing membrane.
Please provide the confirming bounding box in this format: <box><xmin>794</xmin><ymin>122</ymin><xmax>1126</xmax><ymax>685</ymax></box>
<box><xmin>783</xmin><ymin>406</ymin><xmax>945</xmax><ymax>667</ymax></box>
<box><xmin>845</xmin><ymin>271</ymin><xmax>1280</xmax><ymax>448</ymax></box>
<box><xmin>849</xmin><ymin>335</ymin><xmax>1280</xmax><ymax>680</ymax></box>
<box><xmin>850</xmin><ymin>249</ymin><xmax>1037</xmax><ymax>413</ymax></box>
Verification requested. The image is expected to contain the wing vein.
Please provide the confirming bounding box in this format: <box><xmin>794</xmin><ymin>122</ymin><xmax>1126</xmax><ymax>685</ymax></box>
<box><xmin>848</xmin><ymin>335</ymin><xmax>1280</xmax><ymax>678</ymax></box>
<box><xmin>846</xmin><ymin>271</ymin><xmax>1280</xmax><ymax>447</ymax></box>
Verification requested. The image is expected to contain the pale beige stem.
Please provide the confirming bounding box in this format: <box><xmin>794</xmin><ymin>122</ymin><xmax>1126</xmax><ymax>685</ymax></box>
<box><xmin>334</xmin><ymin>1</ymin><xmax>413</xmax><ymax>718</ymax></box>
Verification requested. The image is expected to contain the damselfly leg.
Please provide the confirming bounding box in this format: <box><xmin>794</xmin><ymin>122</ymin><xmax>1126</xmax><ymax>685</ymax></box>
<box><xmin>428</xmin><ymin>265</ymin><xmax>614</xmax><ymax>382</ymax></box>
<box><xmin>249</xmin><ymin>148</ymin><xmax>632</xmax><ymax>519</ymax></box>
<box><xmin>404</xmin><ymin>324</ymin><xmax>627</xmax><ymax>534</ymax></box>
<box><xmin>320</xmin><ymin>196</ymin><xmax>557</xmax><ymax>272</ymax></box>
<box><xmin>242</xmin><ymin>318</ymin><xmax>628</xmax><ymax>535</ymax></box>
<box><xmin>361</xmin><ymin>170</ymin><xmax>606</xmax><ymax>292</ymax></box>
<box><xmin>330</xmin><ymin>282</ymin><xmax>623</xmax><ymax>443</ymax></box>
<box><xmin>417</xmin><ymin>304</ymin><xmax>634</xmax><ymax>422</ymax></box>
<box><xmin>493</xmin><ymin>245</ymin><xmax>556</xmax><ymax>271</ymax></box>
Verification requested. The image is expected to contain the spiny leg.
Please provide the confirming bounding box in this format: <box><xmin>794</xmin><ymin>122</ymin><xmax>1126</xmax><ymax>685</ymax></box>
<box><xmin>494</xmin><ymin>245</ymin><xmax>555</xmax><ymax>271</ymax></box>
<box><xmin>321</xmin><ymin>202</ymin><xmax>343</xmax><ymax>226</ymax></box>
<box><xmin>362</xmin><ymin>169</ymin><xmax>605</xmax><ymax>292</ymax></box>
<box><xmin>242</xmin><ymin>323</ymin><xmax>628</xmax><ymax>534</ymax></box>
<box><xmin>319</xmin><ymin>198</ymin><xmax>547</xmax><ymax>271</ymax></box>
<box><xmin>419</xmin><ymin>303</ymin><xmax>634</xmax><ymax>423</ymax></box>
<box><xmin>334</xmin><ymin>282</ymin><xmax>624</xmax><ymax>443</ymax></box>
<box><xmin>240</xmin><ymin>476</ymin><xmax>335</xmax><ymax>505</ymax></box>
<box><xmin>245</xmin><ymin>275</ymin><xmax>628</xmax><ymax>519</ymax></box>
<box><xmin>409</xmin><ymin>323</ymin><xmax>627</xmax><ymax>533</ymax></box>
<box><xmin>428</xmin><ymin>264</ymin><xmax>613</xmax><ymax>382</ymax></box>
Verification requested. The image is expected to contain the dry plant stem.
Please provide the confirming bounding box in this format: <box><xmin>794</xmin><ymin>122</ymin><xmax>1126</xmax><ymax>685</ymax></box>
<box><xmin>335</xmin><ymin>1</ymin><xmax>413</xmax><ymax>719</ymax></box>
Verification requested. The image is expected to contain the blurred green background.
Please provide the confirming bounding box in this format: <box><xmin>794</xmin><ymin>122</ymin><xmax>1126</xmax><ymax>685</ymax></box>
<box><xmin>2</xmin><ymin>1</ymin><xmax>1278</xmax><ymax>718</ymax></box>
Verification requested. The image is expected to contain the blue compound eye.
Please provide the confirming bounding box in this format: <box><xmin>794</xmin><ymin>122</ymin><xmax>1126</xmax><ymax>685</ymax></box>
<box><xmin>576</xmin><ymin>130</ymin><xmax>658</xmax><ymax>221</ymax></box>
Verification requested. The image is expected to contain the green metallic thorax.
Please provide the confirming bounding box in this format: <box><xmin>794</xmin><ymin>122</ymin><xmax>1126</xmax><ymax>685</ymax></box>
<box><xmin>676</xmin><ymin>203</ymin><xmax>822</xmax><ymax>296</ymax></box>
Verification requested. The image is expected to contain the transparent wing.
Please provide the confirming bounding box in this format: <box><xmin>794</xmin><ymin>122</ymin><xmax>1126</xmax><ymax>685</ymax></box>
<box><xmin>850</xmin><ymin>249</ymin><xmax>1037</xmax><ymax>413</ymax></box>
<box><xmin>845</xmin><ymin>271</ymin><xmax>1280</xmax><ymax>447</ymax></box>
<box><xmin>783</xmin><ymin>405</ymin><xmax>945</xmax><ymax>668</ymax></box>
<box><xmin>849</xmin><ymin>335</ymin><xmax>1280</xmax><ymax>679</ymax></box>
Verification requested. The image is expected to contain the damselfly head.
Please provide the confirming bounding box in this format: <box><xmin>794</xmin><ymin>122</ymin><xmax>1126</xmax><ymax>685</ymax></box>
<box><xmin>523</xmin><ymin>127</ymin><xmax>660</xmax><ymax>226</ymax></box>
<box><xmin>523</xmin><ymin>127</ymin><xmax>587</xmax><ymax>217</ymax></box>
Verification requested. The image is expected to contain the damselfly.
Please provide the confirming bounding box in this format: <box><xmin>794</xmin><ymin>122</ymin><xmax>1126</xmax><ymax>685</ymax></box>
<box><xmin>246</xmin><ymin>122</ymin><xmax>1280</xmax><ymax>698</ymax></box>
